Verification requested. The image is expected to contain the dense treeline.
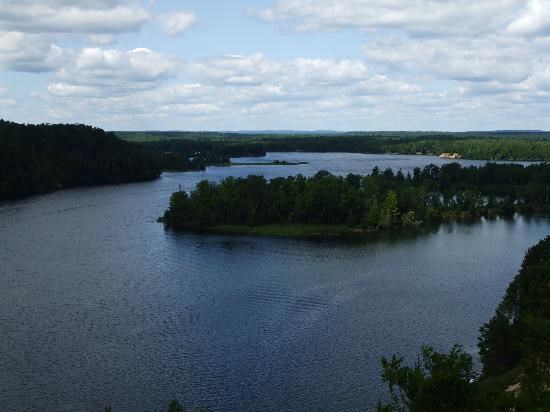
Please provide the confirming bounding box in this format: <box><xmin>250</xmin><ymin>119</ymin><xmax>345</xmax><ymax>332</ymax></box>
<box><xmin>162</xmin><ymin>162</ymin><xmax>550</xmax><ymax>233</ymax></box>
<box><xmin>390</xmin><ymin>137</ymin><xmax>550</xmax><ymax>161</ymax></box>
<box><xmin>144</xmin><ymin>139</ymin><xmax>232</xmax><ymax>172</ymax></box>
<box><xmin>158</xmin><ymin>150</ymin><xmax>229</xmax><ymax>172</ymax></box>
<box><xmin>120</xmin><ymin>130</ymin><xmax>550</xmax><ymax>161</ymax></box>
<box><xmin>476</xmin><ymin>235</ymin><xmax>550</xmax><ymax>409</ymax></box>
<box><xmin>135</xmin><ymin>136</ymin><xmax>270</xmax><ymax>158</ymax></box>
<box><xmin>0</xmin><ymin>120</ymin><xmax>160</xmax><ymax>200</ymax></box>
<box><xmin>378</xmin><ymin>235</ymin><xmax>550</xmax><ymax>411</ymax></box>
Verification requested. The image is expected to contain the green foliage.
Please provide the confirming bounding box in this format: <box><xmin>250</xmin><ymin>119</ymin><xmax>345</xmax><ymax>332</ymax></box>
<box><xmin>167</xmin><ymin>400</ymin><xmax>185</xmax><ymax>412</ymax></box>
<box><xmin>382</xmin><ymin>236</ymin><xmax>550</xmax><ymax>411</ymax></box>
<box><xmin>379</xmin><ymin>190</ymin><xmax>399</xmax><ymax>228</ymax></box>
<box><xmin>477</xmin><ymin>235</ymin><xmax>550</xmax><ymax>410</ymax></box>
<box><xmin>0</xmin><ymin>119</ymin><xmax>161</xmax><ymax>200</ymax></box>
<box><xmin>156</xmin><ymin>151</ymin><xmax>228</xmax><ymax>172</ymax></box>
<box><xmin>119</xmin><ymin>130</ymin><xmax>550</xmax><ymax>161</ymax></box>
<box><xmin>362</xmin><ymin>198</ymin><xmax>380</xmax><ymax>229</ymax></box>
<box><xmin>163</xmin><ymin>163</ymin><xmax>550</xmax><ymax>234</ymax></box>
<box><xmin>401</xmin><ymin>211</ymin><xmax>419</xmax><ymax>226</ymax></box>
<box><xmin>377</xmin><ymin>345</ymin><xmax>477</xmax><ymax>412</ymax></box>
<box><xmin>166</xmin><ymin>399</ymin><xmax>208</xmax><ymax>412</ymax></box>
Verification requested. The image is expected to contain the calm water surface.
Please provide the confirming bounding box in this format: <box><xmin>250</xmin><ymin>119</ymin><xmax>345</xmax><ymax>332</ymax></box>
<box><xmin>1</xmin><ymin>153</ymin><xmax>548</xmax><ymax>411</ymax></box>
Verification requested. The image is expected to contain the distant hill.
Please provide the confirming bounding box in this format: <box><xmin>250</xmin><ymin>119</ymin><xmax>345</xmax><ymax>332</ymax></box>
<box><xmin>223</xmin><ymin>130</ymin><xmax>345</xmax><ymax>135</ymax></box>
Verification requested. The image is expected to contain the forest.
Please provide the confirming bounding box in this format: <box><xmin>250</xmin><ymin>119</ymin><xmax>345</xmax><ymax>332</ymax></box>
<box><xmin>0</xmin><ymin>120</ymin><xmax>163</xmax><ymax>200</ymax></box>
<box><xmin>3</xmin><ymin>120</ymin><xmax>547</xmax><ymax>201</ymax></box>
<box><xmin>161</xmin><ymin>162</ymin><xmax>550</xmax><ymax>235</ymax></box>
<box><xmin>121</xmin><ymin>130</ymin><xmax>550</xmax><ymax>161</ymax></box>
<box><xmin>377</xmin><ymin>235</ymin><xmax>550</xmax><ymax>411</ymax></box>
<box><xmin>0</xmin><ymin>120</ymin><xmax>227</xmax><ymax>200</ymax></box>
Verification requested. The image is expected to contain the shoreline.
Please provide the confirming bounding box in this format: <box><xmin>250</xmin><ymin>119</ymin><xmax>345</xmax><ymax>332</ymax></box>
<box><xmin>159</xmin><ymin>213</ymin><xmax>550</xmax><ymax>239</ymax></box>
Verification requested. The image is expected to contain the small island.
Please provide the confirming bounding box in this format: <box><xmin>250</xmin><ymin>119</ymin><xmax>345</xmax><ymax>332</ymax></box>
<box><xmin>160</xmin><ymin>162</ymin><xmax>550</xmax><ymax>238</ymax></box>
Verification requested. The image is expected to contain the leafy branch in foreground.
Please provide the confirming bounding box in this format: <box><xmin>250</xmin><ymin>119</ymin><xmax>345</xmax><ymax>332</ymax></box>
<box><xmin>167</xmin><ymin>399</ymin><xmax>209</xmax><ymax>412</ymax></box>
<box><xmin>379</xmin><ymin>236</ymin><xmax>550</xmax><ymax>411</ymax></box>
<box><xmin>377</xmin><ymin>345</ymin><xmax>477</xmax><ymax>412</ymax></box>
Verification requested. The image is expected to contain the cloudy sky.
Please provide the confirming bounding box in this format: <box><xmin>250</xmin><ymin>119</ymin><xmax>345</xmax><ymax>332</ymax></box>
<box><xmin>0</xmin><ymin>0</ymin><xmax>549</xmax><ymax>131</ymax></box>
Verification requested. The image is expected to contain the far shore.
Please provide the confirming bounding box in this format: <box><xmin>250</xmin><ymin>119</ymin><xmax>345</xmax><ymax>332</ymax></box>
<box><xmin>222</xmin><ymin>160</ymin><xmax>310</xmax><ymax>167</ymax></box>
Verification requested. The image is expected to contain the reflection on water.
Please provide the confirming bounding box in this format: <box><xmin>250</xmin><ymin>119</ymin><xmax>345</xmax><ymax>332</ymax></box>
<box><xmin>0</xmin><ymin>153</ymin><xmax>548</xmax><ymax>411</ymax></box>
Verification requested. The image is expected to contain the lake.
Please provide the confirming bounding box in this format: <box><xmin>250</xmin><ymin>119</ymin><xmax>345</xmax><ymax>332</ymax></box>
<box><xmin>1</xmin><ymin>153</ymin><xmax>548</xmax><ymax>411</ymax></box>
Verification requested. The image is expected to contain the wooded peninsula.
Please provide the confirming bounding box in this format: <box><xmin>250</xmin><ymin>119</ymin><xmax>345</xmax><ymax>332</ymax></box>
<box><xmin>161</xmin><ymin>162</ymin><xmax>550</xmax><ymax>237</ymax></box>
<box><xmin>0</xmin><ymin>120</ymin><xmax>160</xmax><ymax>200</ymax></box>
<box><xmin>0</xmin><ymin>120</ymin><xmax>227</xmax><ymax>200</ymax></box>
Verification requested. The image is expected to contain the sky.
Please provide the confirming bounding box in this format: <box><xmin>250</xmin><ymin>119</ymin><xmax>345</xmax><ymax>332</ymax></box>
<box><xmin>0</xmin><ymin>0</ymin><xmax>550</xmax><ymax>131</ymax></box>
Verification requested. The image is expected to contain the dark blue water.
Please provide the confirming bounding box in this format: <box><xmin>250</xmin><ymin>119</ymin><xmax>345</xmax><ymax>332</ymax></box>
<box><xmin>0</xmin><ymin>154</ymin><xmax>548</xmax><ymax>411</ymax></box>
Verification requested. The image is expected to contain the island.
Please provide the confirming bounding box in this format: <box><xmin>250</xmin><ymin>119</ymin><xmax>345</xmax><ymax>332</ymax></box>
<box><xmin>160</xmin><ymin>162</ymin><xmax>550</xmax><ymax>237</ymax></box>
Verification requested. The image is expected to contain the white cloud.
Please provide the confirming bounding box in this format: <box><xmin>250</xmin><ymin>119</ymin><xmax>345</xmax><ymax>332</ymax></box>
<box><xmin>89</xmin><ymin>34</ymin><xmax>117</xmax><ymax>45</ymax></box>
<box><xmin>32</xmin><ymin>52</ymin><xmax>429</xmax><ymax>129</ymax></box>
<box><xmin>0</xmin><ymin>83</ymin><xmax>15</xmax><ymax>107</ymax></box>
<box><xmin>50</xmin><ymin>47</ymin><xmax>181</xmax><ymax>96</ymax></box>
<box><xmin>104</xmin><ymin>56</ymin><xmax>420</xmax><ymax>119</ymax></box>
<box><xmin>0</xmin><ymin>98</ymin><xmax>15</xmax><ymax>107</ymax></box>
<box><xmin>0</xmin><ymin>31</ymin><xmax>67</xmax><ymax>72</ymax></box>
<box><xmin>161</xmin><ymin>11</ymin><xmax>197</xmax><ymax>36</ymax></box>
<box><xmin>362</xmin><ymin>36</ymin><xmax>533</xmax><ymax>83</ymax></box>
<box><xmin>356</xmin><ymin>75</ymin><xmax>421</xmax><ymax>95</ymax></box>
<box><xmin>162</xmin><ymin>103</ymin><xmax>220</xmax><ymax>116</ymax></box>
<box><xmin>48</xmin><ymin>83</ymin><xmax>101</xmax><ymax>97</ymax></box>
<box><xmin>185</xmin><ymin>53</ymin><xmax>370</xmax><ymax>87</ymax></box>
<box><xmin>253</xmin><ymin>0</ymin><xmax>550</xmax><ymax>109</ymax></box>
<box><xmin>252</xmin><ymin>0</ymin><xmax>524</xmax><ymax>36</ymax></box>
<box><xmin>517</xmin><ymin>68</ymin><xmax>550</xmax><ymax>93</ymax></box>
<box><xmin>2</xmin><ymin>0</ymin><xmax>550</xmax><ymax>130</ymax></box>
<box><xmin>507</xmin><ymin>0</ymin><xmax>550</xmax><ymax>36</ymax></box>
<box><xmin>0</xmin><ymin>1</ymin><xmax>150</xmax><ymax>34</ymax></box>
<box><xmin>102</xmin><ymin>50</ymin><xmax>550</xmax><ymax>129</ymax></box>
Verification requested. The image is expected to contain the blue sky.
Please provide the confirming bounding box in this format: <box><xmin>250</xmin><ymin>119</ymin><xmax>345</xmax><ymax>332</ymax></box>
<box><xmin>1</xmin><ymin>0</ymin><xmax>550</xmax><ymax>131</ymax></box>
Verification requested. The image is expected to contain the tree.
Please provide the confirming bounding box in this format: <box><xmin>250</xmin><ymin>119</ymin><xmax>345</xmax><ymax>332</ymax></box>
<box><xmin>377</xmin><ymin>345</ymin><xmax>477</xmax><ymax>412</ymax></box>
<box><xmin>166</xmin><ymin>400</ymin><xmax>209</xmax><ymax>412</ymax></box>
<box><xmin>379</xmin><ymin>190</ymin><xmax>400</xmax><ymax>228</ymax></box>
<box><xmin>363</xmin><ymin>197</ymin><xmax>380</xmax><ymax>229</ymax></box>
<box><xmin>401</xmin><ymin>210</ymin><xmax>418</xmax><ymax>226</ymax></box>
<box><xmin>167</xmin><ymin>400</ymin><xmax>185</xmax><ymax>412</ymax></box>
<box><xmin>0</xmin><ymin>120</ymin><xmax>161</xmax><ymax>200</ymax></box>
<box><xmin>162</xmin><ymin>165</ymin><xmax>550</xmax><ymax>232</ymax></box>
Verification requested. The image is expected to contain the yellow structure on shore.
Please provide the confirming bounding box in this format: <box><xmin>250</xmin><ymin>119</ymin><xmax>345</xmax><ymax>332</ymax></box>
<box><xmin>438</xmin><ymin>152</ymin><xmax>462</xmax><ymax>159</ymax></box>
